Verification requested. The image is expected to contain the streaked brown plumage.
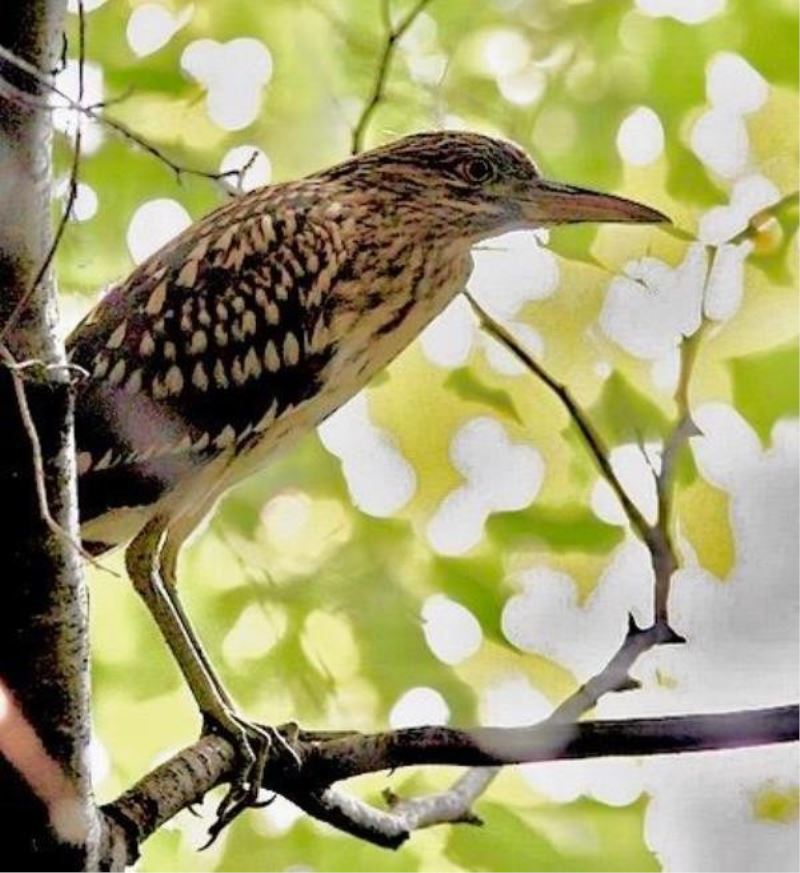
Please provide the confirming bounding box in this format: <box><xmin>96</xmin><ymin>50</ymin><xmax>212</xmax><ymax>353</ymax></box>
<box><xmin>67</xmin><ymin>130</ymin><xmax>666</xmax><ymax>828</ymax></box>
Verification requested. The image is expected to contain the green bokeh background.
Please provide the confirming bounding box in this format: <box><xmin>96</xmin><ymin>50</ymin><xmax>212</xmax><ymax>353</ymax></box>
<box><xmin>56</xmin><ymin>0</ymin><xmax>798</xmax><ymax>870</ymax></box>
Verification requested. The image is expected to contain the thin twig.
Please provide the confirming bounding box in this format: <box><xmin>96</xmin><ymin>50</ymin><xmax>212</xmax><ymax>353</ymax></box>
<box><xmin>4</xmin><ymin>357</ymin><xmax>89</xmax><ymax>381</ymax></box>
<box><xmin>0</xmin><ymin>42</ymin><xmax>244</xmax><ymax>192</ymax></box>
<box><xmin>351</xmin><ymin>0</ymin><xmax>435</xmax><ymax>153</ymax></box>
<box><xmin>0</xmin><ymin>345</ymin><xmax>115</xmax><ymax>574</ymax></box>
<box><xmin>464</xmin><ymin>291</ymin><xmax>653</xmax><ymax>541</ymax></box>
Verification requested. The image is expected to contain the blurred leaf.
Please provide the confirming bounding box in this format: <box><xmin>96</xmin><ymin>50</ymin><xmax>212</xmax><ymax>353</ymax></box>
<box><xmin>444</xmin><ymin>798</ymin><xmax>659</xmax><ymax>872</ymax></box>
<box><xmin>428</xmin><ymin>552</ymin><xmax>509</xmax><ymax>644</ymax></box>
<box><xmin>487</xmin><ymin>503</ymin><xmax>624</xmax><ymax>555</ymax></box>
<box><xmin>729</xmin><ymin>343</ymin><xmax>799</xmax><ymax>445</ymax></box>
<box><xmin>676</xmin><ymin>478</ymin><xmax>735</xmax><ymax>579</ymax></box>
<box><xmin>584</xmin><ymin>371</ymin><xmax>672</xmax><ymax>445</ymax></box>
<box><xmin>444</xmin><ymin>367</ymin><xmax>521</xmax><ymax>423</ymax></box>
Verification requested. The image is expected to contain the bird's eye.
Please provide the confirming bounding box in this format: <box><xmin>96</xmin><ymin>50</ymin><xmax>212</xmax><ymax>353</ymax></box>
<box><xmin>461</xmin><ymin>157</ymin><xmax>495</xmax><ymax>184</ymax></box>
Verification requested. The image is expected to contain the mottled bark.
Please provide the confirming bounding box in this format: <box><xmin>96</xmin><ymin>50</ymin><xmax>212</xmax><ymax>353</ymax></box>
<box><xmin>0</xmin><ymin>1</ymin><xmax>98</xmax><ymax>868</ymax></box>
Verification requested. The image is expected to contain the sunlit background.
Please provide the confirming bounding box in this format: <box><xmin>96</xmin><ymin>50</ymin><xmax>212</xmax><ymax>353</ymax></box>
<box><xmin>53</xmin><ymin>0</ymin><xmax>798</xmax><ymax>869</ymax></box>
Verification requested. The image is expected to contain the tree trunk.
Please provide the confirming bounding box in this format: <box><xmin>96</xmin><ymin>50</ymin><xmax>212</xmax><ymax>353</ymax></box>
<box><xmin>0</xmin><ymin>1</ymin><xmax>98</xmax><ymax>868</ymax></box>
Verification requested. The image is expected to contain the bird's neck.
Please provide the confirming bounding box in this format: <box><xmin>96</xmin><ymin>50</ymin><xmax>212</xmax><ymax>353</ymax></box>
<box><xmin>323</xmin><ymin>213</ymin><xmax>473</xmax><ymax>395</ymax></box>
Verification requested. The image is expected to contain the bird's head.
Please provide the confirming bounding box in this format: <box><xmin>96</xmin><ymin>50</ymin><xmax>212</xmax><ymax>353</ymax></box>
<box><xmin>320</xmin><ymin>131</ymin><xmax>667</xmax><ymax>242</ymax></box>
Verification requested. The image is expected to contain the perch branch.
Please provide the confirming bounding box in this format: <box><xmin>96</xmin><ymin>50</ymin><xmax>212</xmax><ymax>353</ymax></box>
<box><xmin>101</xmin><ymin>705</ymin><xmax>798</xmax><ymax>864</ymax></box>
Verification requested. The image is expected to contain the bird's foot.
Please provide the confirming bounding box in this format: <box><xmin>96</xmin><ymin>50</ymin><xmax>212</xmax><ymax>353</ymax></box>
<box><xmin>200</xmin><ymin>709</ymin><xmax>302</xmax><ymax>847</ymax></box>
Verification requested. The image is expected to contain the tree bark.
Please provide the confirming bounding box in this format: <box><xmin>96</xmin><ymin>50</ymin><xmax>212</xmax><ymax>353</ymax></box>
<box><xmin>0</xmin><ymin>1</ymin><xmax>99</xmax><ymax>868</ymax></box>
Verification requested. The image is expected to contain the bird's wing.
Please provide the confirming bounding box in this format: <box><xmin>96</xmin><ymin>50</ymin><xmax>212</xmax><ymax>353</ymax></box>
<box><xmin>68</xmin><ymin>188</ymin><xmax>345</xmax><ymax>526</ymax></box>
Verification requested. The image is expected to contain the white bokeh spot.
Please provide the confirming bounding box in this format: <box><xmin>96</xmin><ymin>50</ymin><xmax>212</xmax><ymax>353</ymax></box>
<box><xmin>421</xmin><ymin>595</ymin><xmax>483</xmax><ymax>665</ymax></box>
<box><xmin>481</xmin><ymin>674</ymin><xmax>551</xmax><ymax>727</ymax></box>
<box><xmin>420</xmin><ymin>294</ymin><xmax>475</xmax><ymax>369</ymax></box>
<box><xmin>690</xmin><ymin>53</ymin><xmax>769</xmax><ymax>179</ymax></box>
<box><xmin>56</xmin><ymin>179</ymin><xmax>98</xmax><ymax>222</ymax></box>
<box><xmin>635</xmin><ymin>0</ymin><xmax>726</xmax><ymax>24</ymax></box>
<box><xmin>703</xmin><ymin>240</ymin><xmax>753</xmax><ymax>321</ymax></box>
<box><xmin>591</xmin><ymin>442</ymin><xmax>661</xmax><ymax>528</ymax></box>
<box><xmin>699</xmin><ymin>174</ymin><xmax>781</xmax><ymax>245</ymax></box>
<box><xmin>644</xmin><ymin>747</ymin><xmax>798</xmax><ymax>871</ymax></box>
<box><xmin>318</xmin><ymin>393</ymin><xmax>416</xmax><ymax>517</ymax></box>
<box><xmin>426</xmin><ymin>417</ymin><xmax>544</xmax><ymax>556</ymax></box>
<box><xmin>219</xmin><ymin>145</ymin><xmax>272</xmax><ymax>192</ymax></box>
<box><xmin>480</xmin><ymin>29</ymin><xmax>531</xmax><ymax>78</ymax></box>
<box><xmin>616</xmin><ymin>106</ymin><xmax>665</xmax><ymax>166</ymax></box>
<box><xmin>181</xmin><ymin>38</ymin><xmax>272</xmax><ymax>130</ymax></box>
<box><xmin>67</xmin><ymin>0</ymin><xmax>108</xmax><ymax>12</ymax></box>
<box><xmin>691</xmin><ymin>108</ymin><xmax>749</xmax><ymax>179</ymax></box>
<box><xmin>53</xmin><ymin>60</ymin><xmax>104</xmax><ymax>154</ymax></box>
<box><xmin>127</xmin><ymin>3</ymin><xmax>193</xmax><ymax>57</ymax></box>
<box><xmin>420</xmin><ymin>295</ymin><xmax>545</xmax><ymax>376</ymax></box>
<box><xmin>707</xmin><ymin>52</ymin><xmax>769</xmax><ymax>115</ymax></box>
<box><xmin>502</xmin><ymin>545</ymin><xmax>651</xmax><ymax>680</ymax></box>
<box><xmin>600</xmin><ymin>243</ymin><xmax>706</xmax><ymax>359</ymax></box>
<box><xmin>498</xmin><ymin>65</ymin><xmax>547</xmax><ymax>107</ymax></box>
<box><xmin>126</xmin><ymin>198</ymin><xmax>191</xmax><ymax>264</ymax></box>
<box><xmin>390</xmin><ymin>686</ymin><xmax>450</xmax><ymax>728</ymax></box>
<box><xmin>468</xmin><ymin>230</ymin><xmax>559</xmax><ymax>321</ymax></box>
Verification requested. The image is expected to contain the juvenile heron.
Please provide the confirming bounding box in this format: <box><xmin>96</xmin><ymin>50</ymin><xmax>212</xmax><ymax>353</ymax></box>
<box><xmin>67</xmin><ymin>131</ymin><xmax>666</xmax><ymax>825</ymax></box>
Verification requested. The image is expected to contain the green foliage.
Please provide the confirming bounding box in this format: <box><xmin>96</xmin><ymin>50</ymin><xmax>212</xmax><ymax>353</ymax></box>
<box><xmin>487</xmin><ymin>504</ymin><xmax>624</xmax><ymax>556</ymax></box>
<box><xmin>729</xmin><ymin>343</ymin><xmax>799</xmax><ymax>445</ymax></box>
<box><xmin>444</xmin><ymin>798</ymin><xmax>659</xmax><ymax>872</ymax></box>
<box><xmin>445</xmin><ymin>368</ymin><xmax>522</xmax><ymax>423</ymax></box>
<box><xmin>586</xmin><ymin>371</ymin><xmax>672</xmax><ymax>445</ymax></box>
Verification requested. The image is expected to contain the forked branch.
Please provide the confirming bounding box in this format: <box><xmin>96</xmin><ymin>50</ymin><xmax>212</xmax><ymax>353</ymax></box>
<box><xmin>101</xmin><ymin>704</ymin><xmax>798</xmax><ymax>865</ymax></box>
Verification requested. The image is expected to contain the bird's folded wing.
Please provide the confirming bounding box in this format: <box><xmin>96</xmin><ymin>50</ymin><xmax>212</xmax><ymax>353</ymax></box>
<box><xmin>68</xmin><ymin>190</ymin><xmax>343</xmax><ymax>525</ymax></box>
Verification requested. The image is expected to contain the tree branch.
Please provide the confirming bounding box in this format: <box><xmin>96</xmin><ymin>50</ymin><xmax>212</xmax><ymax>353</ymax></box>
<box><xmin>652</xmin><ymin>317</ymin><xmax>707</xmax><ymax>620</ymax></box>
<box><xmin>101</xmin><ymin>704</ymin><xmax>798</xmax><ymax>865</ymax></box>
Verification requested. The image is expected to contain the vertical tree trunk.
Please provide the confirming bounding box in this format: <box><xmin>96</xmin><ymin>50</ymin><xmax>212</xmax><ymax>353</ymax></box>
<box><xmin>0</xmin><ymin>1</ymin><xmax>98</xmax><ymax>868</ymax></box>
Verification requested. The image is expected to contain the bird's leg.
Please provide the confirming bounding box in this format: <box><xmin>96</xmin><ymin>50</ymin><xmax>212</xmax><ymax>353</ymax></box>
<box><xmin>159</xmin><ymin>519</ymin><xmax>302</xmax><ymax>765</ymax></box>
<box><xmin>158</xmin><ymin>527</ymin><xmax>235</xmax><ymax>710</ymax></box>
<box><xmin>126</xmin><ymin>517</ymin><xmax>299</xmax><ymax>837</ymax></box>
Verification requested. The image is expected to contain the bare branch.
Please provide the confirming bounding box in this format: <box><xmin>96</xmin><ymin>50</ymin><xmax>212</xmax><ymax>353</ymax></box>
<box><xmin>351</xmin><ymin>0</ymin><xmax>436</xmax><ymax>154</ymax></box>
<box><xmin>652</xmin><ymin>317</ymin><xmax>708</xmax><ymax>619</ymax></box>
<box><xmin>459</xmin><ymin>284</ymin><xmax>709</xmax><ymax>811</ymax></box>
<box><xmin>550</xmin><ymin>616</ymin><xmax>684</xmax><ymax>724</ymax></box>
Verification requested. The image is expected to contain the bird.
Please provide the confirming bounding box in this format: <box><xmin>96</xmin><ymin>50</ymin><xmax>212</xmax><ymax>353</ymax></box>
<box><xmin>67</xmin><ymin>130</ymin><xmax>667</xmax><ymax>829</ymax></box>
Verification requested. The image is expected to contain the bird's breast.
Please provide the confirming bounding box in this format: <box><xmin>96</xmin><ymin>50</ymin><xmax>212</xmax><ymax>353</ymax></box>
<box><xmin>323</xmin><ymin>240</ymin><xmax>473</xmax><ymax>388</ymax></box>
<box><xmin>227</xmin><ymin>241</ymin><xmax>473</xmax><ymax>484</ymax></box>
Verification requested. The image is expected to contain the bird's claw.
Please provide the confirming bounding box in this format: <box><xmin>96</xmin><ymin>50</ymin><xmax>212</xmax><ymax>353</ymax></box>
<box><xmin>199</xmin><ymin>711</ymin><xmax>301</xmax><ymax>848</ymax></box>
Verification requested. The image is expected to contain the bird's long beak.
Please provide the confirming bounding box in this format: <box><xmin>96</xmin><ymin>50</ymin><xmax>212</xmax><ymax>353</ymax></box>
<box><xmin>521</xmin><ymin>178</ymin><xmax>669</xmax><ymax>225</ymax></box>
